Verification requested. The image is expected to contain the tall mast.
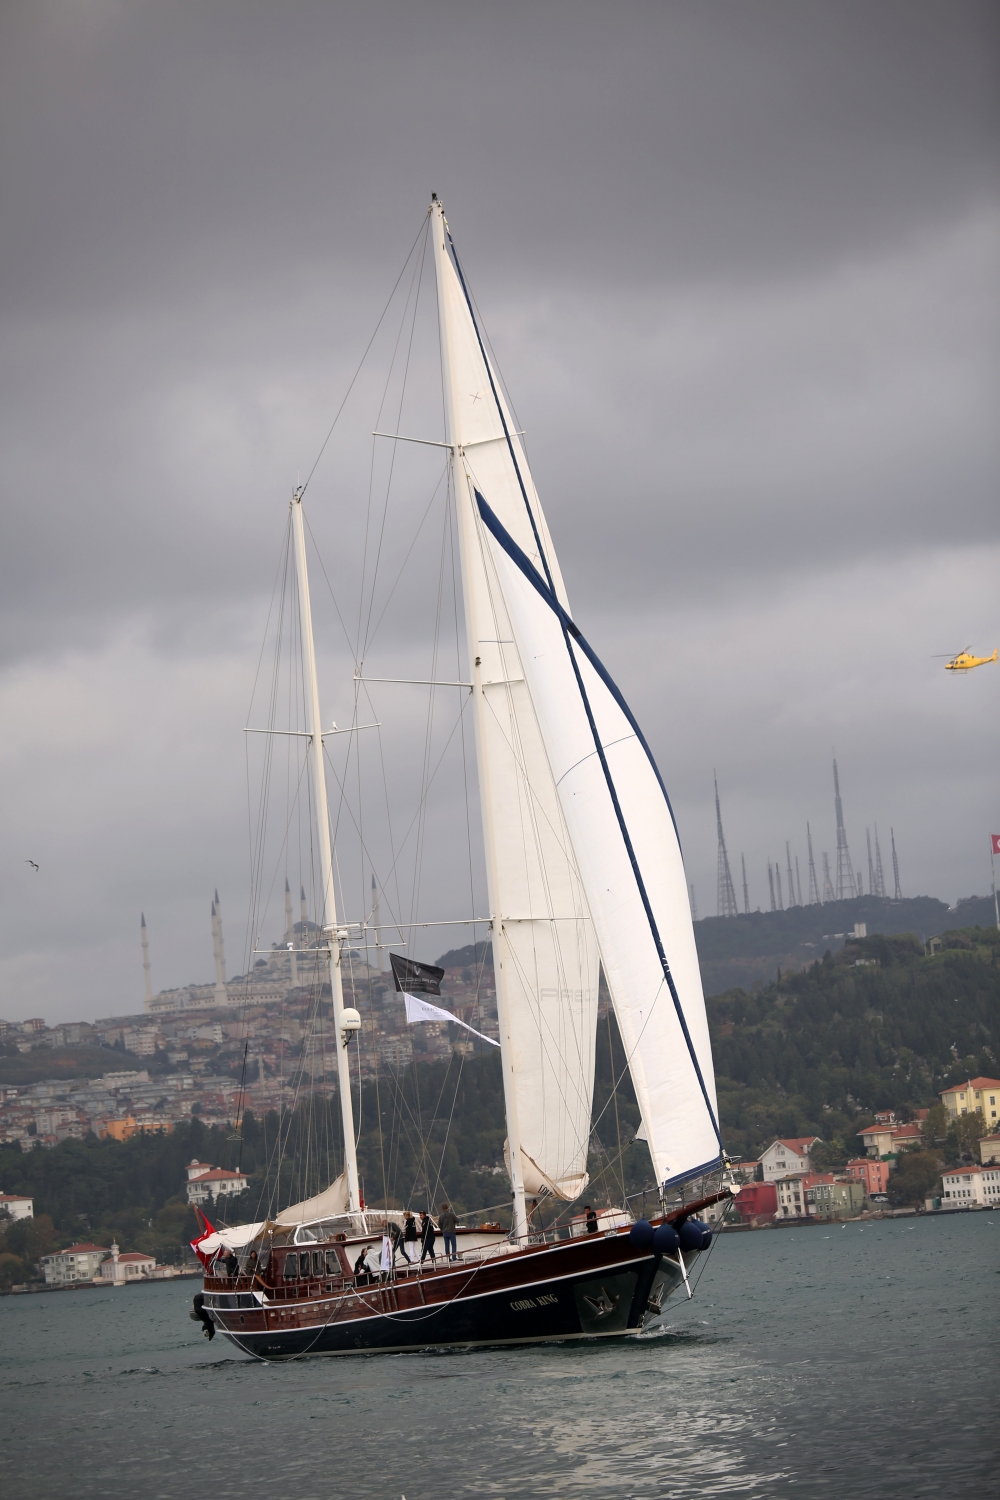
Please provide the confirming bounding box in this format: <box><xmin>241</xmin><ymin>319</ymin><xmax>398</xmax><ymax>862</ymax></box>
<box><xmin>430</xmin><ymin>197</ymin><xmax>529</xmax><ymax>1239</ymax></box>
<box><xmin>290</xmin><ymin>488</ymin><xmax>360</xmax><ymax>1214</ymax></box>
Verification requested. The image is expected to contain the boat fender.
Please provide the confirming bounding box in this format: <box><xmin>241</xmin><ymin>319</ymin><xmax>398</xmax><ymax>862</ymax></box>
<box><xmin>628</xmin><ymin>1219</ymin><xmax>654</xmax><ymax>1251</ymax></box>
<box><xmin>651</xmin><ymin>1222</ymin><xmax>679</xmax><ymax>1255</ymax></box>
<box><xmin>189</xmin><ymin>1291</ymin><xmax>215</xmax><ymax>1340</ymax></box>
<box><xmin>678</xmin><ymin>1219</ymin><xmax>711</xmax><ymax>1253</ymax></box>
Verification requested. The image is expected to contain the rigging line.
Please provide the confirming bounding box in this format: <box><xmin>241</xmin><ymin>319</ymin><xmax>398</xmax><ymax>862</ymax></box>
<box><xmin>355</xmin><ymin>218</ymin><xmax>431</xmax><ymax>662</ymax></box>
<box><xmin>301</xmin><ymin>511</ymin><xmax>358</xmax><ymax>663</ymax></box>
<box><xmin>299</xmin><ymin>211</ymin><xmax>430</xmax><ymax>499</ymax></box>
<box><xmin>475</xmin><ymin>494</ymin><xmax>721</xmax><ymax>1150</ymax></box>
<box><xmin>407</xmin><ymin>485</ymin><xmax>451</xmax><ymax>936</ymax></box>
<box><xmin>362</xmin><ymin>461</ymin><xmax>449</xmax><ymax>651</ymax></box>
<box><xmin>320</xmin><ymin>693</ymin><xmax>474</xmax><ymax>937</ymax></box>
<box><xmin>361</xmin><ymin>220</ymin><xmax>431</xmax><ymax>661</ymax></box>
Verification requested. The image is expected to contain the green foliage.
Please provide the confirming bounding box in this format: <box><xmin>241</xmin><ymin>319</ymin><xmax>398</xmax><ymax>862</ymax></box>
<box><xmin>707</xmin><ymin>927</ymin><xmax>1000</xmax><ymax>1162</ymax></box>
<box><xmin>946</xmin><ymin>1112</ymin><xmax>990</xmax><ymax>1159</ymax></box>
<box><xmin>886</xmin><ymin>1151</ymin><xmax>944</xmax><ymax>1207</ymax></box>
<box><xmin>0</xmin><ymin>1045</ymin><xmax>145</xmax><ymax>1087</ymax></box>
<box><xmin>0</xmin><ymin>1212</ymin><xmax>55</xmax><ymax>1287</ymax></box>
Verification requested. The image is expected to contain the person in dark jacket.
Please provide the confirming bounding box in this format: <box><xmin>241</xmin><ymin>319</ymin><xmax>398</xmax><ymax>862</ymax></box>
<box><xmin>439</xmin><ymin>1202</ymin><xmax>458</xmax><ymax>1261</ymax></box>
<box><xmin>387</xmin><ymin>1218</ymin><xmax>407</xmax><ymax>1267</ymax></box>
<box><xmin>402</xmin><ymin>1211</ymin><xmax>419</xmax><ymax>1263</ymax></box>
<box><xmin>585</xmin><ymin>1205</ymin><xmax>599</xmax><ymax>1235</ymax></box>
<box><xmin>419</xmin><ymin>1210</ymin><xmax>437</xmax><ymax>1265</ymax></box>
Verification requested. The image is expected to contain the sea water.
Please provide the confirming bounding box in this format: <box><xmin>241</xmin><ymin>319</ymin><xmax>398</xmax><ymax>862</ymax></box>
<box><xmin>1</xmin><ymin>1212</ymin><xmax>995</xmax><ymax>1497</ymax></box>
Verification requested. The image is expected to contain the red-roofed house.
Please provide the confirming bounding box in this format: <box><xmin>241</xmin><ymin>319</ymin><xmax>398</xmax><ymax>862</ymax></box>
<box><xmin>760</xmin><ymin>1138</ymin><xmax>822</xmax><ymax>1181</ymax></box>
<box><xmin>186</xmin><ymin>1165</ymin><xmax>248</xmax><ymax>1205</ymax></box>
<box><xmin>857</xmin><ymin>1122</ymin><xmax>924</xmax><ymax>1159</ymax></box>
<box><xmin>941</xmin><ymin>1163</ymin><xmax>1000</xmax><ymax>1206</ymax></box>
<box><xmin>979</xmin><ymin>1134</ymin><xmax>1000</xmax><ymax>1165</ymax></box>
<box><xmin>0</xmin><ymin>1193</ymin><xmax>33</xmax><ymax>1221</ymax></box>
<box><xmin>99</xmin><ymin>1242</ymin><xmax>156</xmax><ymax>1281</ymax></box>
<box><xmin>940</xmin><ymin>1078</ymin><xmax>1000</xmax><ymax>1125</ymax></box>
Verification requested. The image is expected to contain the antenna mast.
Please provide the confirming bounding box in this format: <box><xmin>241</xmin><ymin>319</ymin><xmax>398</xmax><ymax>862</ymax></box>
<box><xmin>807</xmin><ymin>823</ymin><xmax>821</xmax><ymax>905</ymax></box>
<box><xmin>873</xmin><ymin>826</ymin><xmax>887</xmax><ymax>899</ymax></box>
<box><xmin>714</xmin><ymin>772</ymin><xmax>739</xmax><ymax>918</ymax></box>
<box><xmin>832</xmin><ymin>758</ymin><xmax>856</xmax><ymax>900</ymax></box>
<box><xmin>141</xmin><ymin>913</ymin><xmax>153</xmax><ymax>1011</ymax></box>
<box><xmin>890</xmin><ymin>828</ymin><xmax>902</xmax><ymax>899</ymax></box>
<box><xmin>290</xmin><ymin>488</ymin><xmax>361</xmax><ymax>1214</ymax></box>
<box><xmin>741</xmin><ymin>854</ymin><xmax>750</xmax><ymax>914</ymax></box>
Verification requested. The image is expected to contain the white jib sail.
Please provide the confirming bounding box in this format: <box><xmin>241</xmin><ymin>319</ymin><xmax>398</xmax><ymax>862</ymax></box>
<box><xmin>432</xmin><ymin>203</ymin><xmax>600</xmax><ymax>1209</ymax></box>
<box><xmin>477</xmin><ymin>503</ymin><xmax>722</xmax><ymax>1190</ymax></box>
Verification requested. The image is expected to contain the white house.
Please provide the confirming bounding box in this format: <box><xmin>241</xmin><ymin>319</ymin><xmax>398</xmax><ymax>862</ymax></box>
<box><xmin>0</xmin><ymin>1193</ymin><xmax>33</xmax><ymax>1221</ymax></box>
<box><xmin>41</xmin><ymin>1243</ymin><xmax>110</xmax><ymax>1284</ymax></box>
<box><xmin>760</xmin><ymin>1138</ymin><xmax>822</xmax><ymax>1182</ymax></box>
<box><xmin>941</xmin><ymin>1164</ymin><xmax>1000</xmax><ymax>1206</ymax></box>
<box><xmin>186</xmin><ymin>1165</ymin><xmax>248</xmax><ymax>1205</ymax></box>
<box><xmin>99</xmin><ymin>1242</ymin><xmax>157</xmax><ymax>1282</ymax></box>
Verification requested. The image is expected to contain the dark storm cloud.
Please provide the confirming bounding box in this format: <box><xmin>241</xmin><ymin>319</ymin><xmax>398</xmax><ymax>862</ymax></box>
<box><xmin>1</xmin><ymin>0</ymin><xmax>997</xmax><ymax>1019</ymax></box>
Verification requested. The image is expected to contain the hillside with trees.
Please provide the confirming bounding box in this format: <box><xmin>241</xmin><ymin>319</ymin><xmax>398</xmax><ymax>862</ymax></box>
<box><xmin>2</xmin><ymin>923</ymin><xmax>997</xmax><ymax>1285</ymax></box>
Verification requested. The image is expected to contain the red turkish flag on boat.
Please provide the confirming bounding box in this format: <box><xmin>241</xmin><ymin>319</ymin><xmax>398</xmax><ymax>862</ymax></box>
<box><xmin>992</xmin><ymin>834</ymin><xmax>1000</xmax><ymax>856</ymax></box>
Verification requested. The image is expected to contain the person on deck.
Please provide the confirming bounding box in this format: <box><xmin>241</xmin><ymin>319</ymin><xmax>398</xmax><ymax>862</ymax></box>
<box><xmin>439</xmin><ymin>1202</ymin><xmax>458</xmax><ymax>1261</ymax></box>
<box><xmin>419</xmin><ymin>1211</ymin><xmax>437</xmax><ymax>1265</ymax></box>
<box><xmin>585</xmin><ymin>1205</ymin><xmax>599</xmax><ymax>1235</ymax></box>
<box><xmin>402</xmin><ymin>1211</ymin><xmax>419</xmax><ymax>1262</ymax></box>
<box><xmin>224</xmin><ymin>1250</ymin><xmax>239</xmax><ymax>1278</ymax></box>
<box><xmin>387</xmin><ymin>1218</ymin><xmax>406</xmax><ymax>1266</ymax></box>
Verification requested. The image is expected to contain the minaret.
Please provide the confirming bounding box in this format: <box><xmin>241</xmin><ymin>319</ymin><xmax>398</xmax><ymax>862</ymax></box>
<box><xmin>141</xmin><ymin>913</ymin><xmax>153</xmax><ymax>1011</ymax></box>
<box><xmin>807</xmin><ymin>823</ymin><xmax>821</xmax><ymax>905</ymax></box>
<box><xmin>832</xmin><ymin>759</ymin><xmax>856</xmax><ymax>901</ymax></box>
<box><xmin>284</xmin><ymin>878</ymin><xmax>299</xmax><ymax>987</ymax></box>
<box><xmin>211</xmin><ymin>890</ymin><xmax>228</xmax><ymax>1007</ymax></box>
<box><xmin>714</xmin><ymin>772</ymin><xmax>739</xmax><ymax>918</ymax></box>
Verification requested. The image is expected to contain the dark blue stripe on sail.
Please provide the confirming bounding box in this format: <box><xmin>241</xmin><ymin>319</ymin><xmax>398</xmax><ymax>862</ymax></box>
<box><xmin>475</xmin><ymin>489</ymin><xmax>722</xmax><ymax>1154</ymax></box>
<box><xmin>475</xmin><ymin>493</ymin><xmax>680</xmax><ymax>840</ymax></box>
<box><xmin>662</xmin><ymin>1155</ymin><xmax>725</xmax><ymax>1193</ymax></box>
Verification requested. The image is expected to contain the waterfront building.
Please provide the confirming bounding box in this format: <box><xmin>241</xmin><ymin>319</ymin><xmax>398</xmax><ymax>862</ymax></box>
<box><xmin>803</xmin><ymin>1176</ymin><xmax>865</xmax><ymax>1220</ymax></box>
<box><xmin>775</xmin><ymin>1174</ymin><xmax>808</xmax><ymax>1218</ymax></box>
<box><xmin>41</xmin><ymin>1243</ymin><xmax>109</xmax><ymax>1285</ymax></box>
<box><xmin>733</xmin><ymin>1181</ymin><xmax>777</xmax><ymax>1224</ymax></box>
<box><xmin>941</xmin><ymin>1164</ymin><xmax>1000</xmax><ymax>1206</ymax></box>
<box><xmin>939</xmin><ymin>1078</ymin><xmax>1000</xmax><ymax>1123</ymax></box>
<box><xmin>760</xmin><ymin>1138</ymin><xmax>821</xmax><ymax>1181</ymax></box>
<box><xmin>99</xmin><ymin>1242</ymin><xmax>156</xmax><ymax>1282</ymax></box>
<box><xmin>979</xmin><ymin>1134</ymin><xmax>1000</xmax><ymax>1165</ymax></box>
<box><xmin>0</xmin><ymin>1193</ymin><xmax>33</xmax><ymax>1220</ymax></box>
<box><xmin>845</xmin><ymin>1158</ymin><xmax>889</xmax><ymax>1196</ymax></box>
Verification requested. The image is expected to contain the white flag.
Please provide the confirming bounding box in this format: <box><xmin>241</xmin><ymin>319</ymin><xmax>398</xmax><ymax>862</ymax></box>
<box><xmin>402</xmin><ymin>991</ymin><xmax>499</xmax><ymax>1046</ymax></box>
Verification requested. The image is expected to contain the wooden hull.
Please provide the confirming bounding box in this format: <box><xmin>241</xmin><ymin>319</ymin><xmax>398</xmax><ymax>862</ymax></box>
<box><xmin>201</xmin><ymin>1218</ymin><xmax>706</xmax><ymax>1359</ymax></box>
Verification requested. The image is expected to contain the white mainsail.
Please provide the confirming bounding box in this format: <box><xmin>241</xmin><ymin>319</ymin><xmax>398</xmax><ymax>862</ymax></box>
<box><xmin>431</xmin><ymin>203</ymin><xmax>601</xmax><ymax>1230</ymax></box>
<box><xmin>431</xmin><ymin>201</ymin><xmax>721</xmax><ymax>1193</ymax></box>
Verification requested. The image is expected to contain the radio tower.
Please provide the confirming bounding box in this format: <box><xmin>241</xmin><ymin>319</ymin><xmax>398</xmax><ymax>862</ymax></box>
<box><xmin>866</xmin><ymin>830</ymin><xmax>877</xmax><ymax>900</ymax></box>
<box><xmin>715</xmin><ymin>772</ymin><xmax>739</xmax><ymax>918</ymax></box>
<box><xmin>786</xmin><ymin>842</ymin><xmax>796</xmax><ymax>908</ymax></box>
<box><xmin>890</xmin><ymin>828</ymin><xmax>902</xmax><ymax>899</ymax></box>
<box><xmin>832</xmin><ymin>759</ymin><xmax>856</xmax><ymax>901</ymax></box>
<box><xmin>807</xmin><ymin>822</ymin><xmax>821</xmax><ymax>904</ymax></box>
<box><xmin>141</xmin><ymin>913</ymin><xmax>153</xmax><ymax>1011</ymax></box>
<box><xmin>822</xmin><ymin>852</ymin><xmax>835</xmax><ymax>903</ymax></box>
<box><xmin>741</xmin><ymin>854</ymin><xmax>750</xmax><ymax>914</ymax></box>
<box><xmin>767</xmin><ymin>859</ymin><xmax>776</xmax><ymax>912</ymax></box>
<box><xmin>873</xmin><ymin>825</ymin><xmax>887</xmax><ymax>899</ymax></box>
<box><xmin>795</xmin><ymin>856</ymin><xmax>803</xmax><ymax>906</ymax></box>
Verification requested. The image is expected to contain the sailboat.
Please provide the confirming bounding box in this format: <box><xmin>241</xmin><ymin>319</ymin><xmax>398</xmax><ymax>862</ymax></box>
<box><xmin>189</xmin><ymin>197</ymin><xmax>734</xmax><ymax>1357</ymax></box>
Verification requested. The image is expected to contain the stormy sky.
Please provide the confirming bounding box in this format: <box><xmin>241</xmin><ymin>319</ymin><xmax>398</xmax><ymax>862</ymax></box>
<box><xmin>1</xmin><ymin>0</ymin><xmax>997</xmax><ymax>1024</ymax></box>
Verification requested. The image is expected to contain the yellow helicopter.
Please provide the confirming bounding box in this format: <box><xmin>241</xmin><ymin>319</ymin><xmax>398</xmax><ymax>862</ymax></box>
<box><xmin>935</xmin><ymin>646</ymin><xmax>998</xmax><ymax>673</ymax></box>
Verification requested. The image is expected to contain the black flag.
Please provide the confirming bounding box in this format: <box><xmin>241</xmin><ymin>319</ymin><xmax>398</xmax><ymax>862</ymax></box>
<box><xmin>389</xmin><ymin>952</ymin><xmax>445</xmax><ymax>996</ymax></box>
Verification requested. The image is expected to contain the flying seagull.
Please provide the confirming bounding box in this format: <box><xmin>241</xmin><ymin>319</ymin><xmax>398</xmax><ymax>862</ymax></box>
<box><xmin>25</xmin><ymin>860</ymin><xmax>39</xmax><ymax>872</ymax></box>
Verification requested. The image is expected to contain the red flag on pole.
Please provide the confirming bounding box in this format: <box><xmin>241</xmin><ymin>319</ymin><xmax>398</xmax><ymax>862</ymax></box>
<box><xmin>992</xmin><ymin>834</ymin><xmax>1000</xmax><ymax>856</ymax></box>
